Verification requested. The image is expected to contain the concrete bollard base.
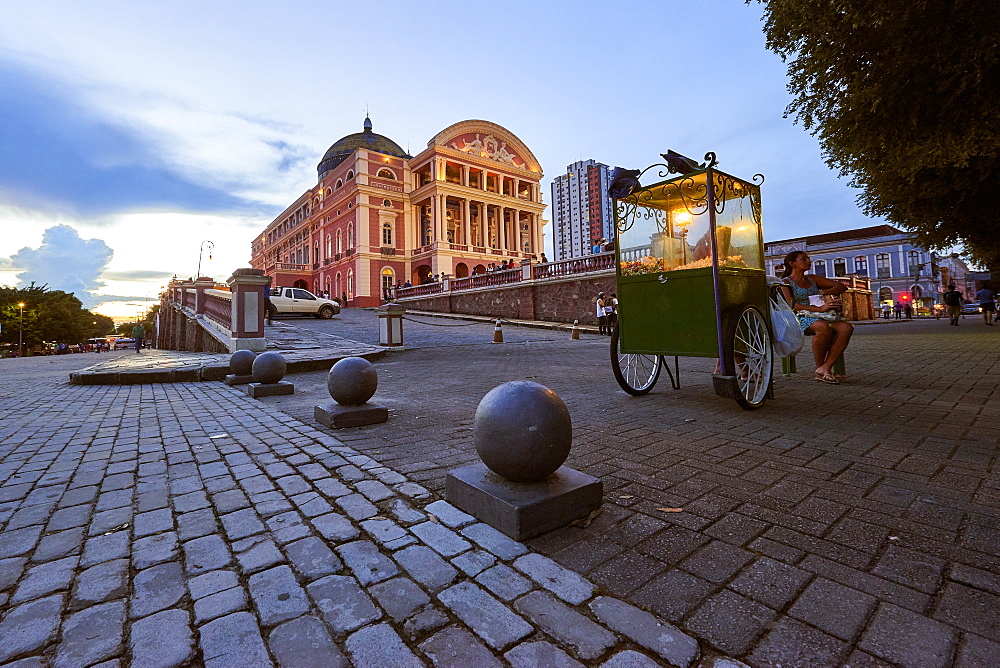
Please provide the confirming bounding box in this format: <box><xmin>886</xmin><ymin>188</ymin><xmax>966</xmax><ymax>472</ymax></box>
<box><xmin>446</xmin><ymin>463</ymin><xmax>602</xmax><ymax>541</ymax></box>
<box><xmin>315</xmin><ymin>401</ymin><xmax>388</xmax><ymax>428</ymax></box>
<box><xmin>224</xmin><ymin>374</ymin><xmax>255</xmax><ymax>386</ymax></box>
<box><xmin>246</xmin><ymin>381</ymin><xmax>294</xmax><ymax>397</ymax></box>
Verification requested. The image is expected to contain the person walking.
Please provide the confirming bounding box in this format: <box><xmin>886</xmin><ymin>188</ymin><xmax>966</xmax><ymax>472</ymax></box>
<box><xmin>975</xmin><ymin>285</ymin><xmax>996</xmax><ymax>325</ymax></box>
<box><xmin>881</xmin><ymin>302</ymin><xmax>891</xmax><ymax>319</ymax></box>
<box><xmin>596</xmin><ymin>292</ymin><xmax>608</xmax><ymax>335</ymax></box>
<box><xmin>607</xmin><ymin>292</ymin><xmax>619</xmax><ymax>332</ymax></box>
<box><xmin>131</xmin><ymin>323</ymin><xmax>145</xmax><ymax>354</ymax></box>
<box><xmin>942</xmin><ymin>284</ymin><xmax>963</xmax><ymax>326</ymax></box>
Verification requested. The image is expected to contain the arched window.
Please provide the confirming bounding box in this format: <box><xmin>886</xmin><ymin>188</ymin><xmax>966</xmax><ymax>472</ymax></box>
<box><xmin>335</xmin><ymin>179</ymin><xmax>343</xmax><ymax>189</ymax></box>
<box><xmin>346</xmin><ymin>170</ymin><xmax>355</xmax><ymax>180</ymax></box>
<box><xmin>813</xmin><ymin>260</ymin><xmax>827</xmax><ymax>278</ymax></box>
<box><xmin>879</xmin><ymin>286</ymin><xmax>893</xmax><ymax>302</ymax></box>
<box><xmin>908</xmin><ymin>250</ymin><xmax>921</xmax><ymax>275</ymax></box>
<box><xmin>876</xmin><ymin>253</ymin><xmax>891</xmax><ymax>278</ymax></box>
<box><xmin>381</xmin><ymin>267</ymin><xmax>394</xmax><ymax>300</ymax></box>
<box><xmin>854</xmin><ymin>256</ymin><xmax>868</xmax><ymax>276</ymax></box>
<box><xmin>377</xmin><ymin>168</ymin><xmax>396</xmax><ymax>180</ymax></box>
<box><xmin>348</xmin><ymin>223</ymin><xmax>355</xmax><ymax>249</ymax></box>
<box><xmin>911</xmin><ymin>284</ymin><xmax>923</xmax><ymax>298</ymax></box>
<box><xmin>336</xmin><ymin>272</ymin><xmax>342</xmax><ymax>302</ymax></box>
<box><xmin>336</xmin><ymin>230</ymin><xmax>343</xmax><ymax>254</ymax></box>
<box><xmin>347</xmin><ymin>270</ymin><xmax>354</xmax><ymax>300</ymax></box>
<box><xmin>833</xmin><ymin>257</ymin><xmax>846</xmax><ymax>277</ymax></box>
<box><xmin>325</xmin><ymin>235</ymin><xmax>332</xmax><ymax>259</ymax></box>
<box><xmin>382</xmin><ymin>220</ymin><xmax>393</xmax><ymax>246</ymax></box>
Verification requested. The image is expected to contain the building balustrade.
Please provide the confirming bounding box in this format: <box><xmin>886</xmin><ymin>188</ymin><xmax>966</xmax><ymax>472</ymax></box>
<box><xmin>381</xmin><ymin>247</ymin><xmax>396</xmax><ymax>256</ymax></box>
<box><xmin>202</xmin><ymin>289</ymin><xmax>233</xmax><ymax>330</ymax></box>
<box><xmin>533</xmin><ymin>252</ymin><xmax>615</xmax><ymax>279</ymax></box>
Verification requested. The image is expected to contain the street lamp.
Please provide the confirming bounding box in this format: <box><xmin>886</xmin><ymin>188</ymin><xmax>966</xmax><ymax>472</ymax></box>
<box><xmin>17</xmin><ymin>302</ymin><xmax>24</xmax><ymax>357</ymax></box>
<box><xmin>197</xmin><ymin>240</ymin><xmax>214</xmax><ymax>280</ymax></box>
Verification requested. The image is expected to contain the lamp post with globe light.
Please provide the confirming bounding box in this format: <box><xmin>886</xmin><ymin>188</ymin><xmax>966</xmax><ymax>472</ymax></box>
<box><xmin>197</xmin><ymin>241</ymin><xmax>214</xmax><ymax>280</ymax></box>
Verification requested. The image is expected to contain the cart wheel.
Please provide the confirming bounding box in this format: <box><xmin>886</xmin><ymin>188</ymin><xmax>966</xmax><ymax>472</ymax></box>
<box><xmin>610</xmin><ymin>327</ymin><xmax>661</xmax><ymax>395</ymax></box>
<box><xmin>729</xmin><ymin>306</ymin><xmax>773</xmax><ymax>410</ymax></box>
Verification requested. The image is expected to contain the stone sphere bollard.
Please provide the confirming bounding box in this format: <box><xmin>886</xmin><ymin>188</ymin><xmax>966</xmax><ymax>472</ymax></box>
<box><xmin>474</xmin><ymin>381</ymin><xmax>572</xmax><ymax>483</ymax></box>
<box><xmin>230</xmin><ymin>350</ymin><xmax>257</xmax><ymax>376</ymax></box>
<box><xmin>252</xmin><ymin>352</ymin><xmax>286</xmax><ymax>384</ymax></box>
<box><xmin>327</xmin><ymin>357</ymin><xmax>377</xmax><ymax>406</ymax></box>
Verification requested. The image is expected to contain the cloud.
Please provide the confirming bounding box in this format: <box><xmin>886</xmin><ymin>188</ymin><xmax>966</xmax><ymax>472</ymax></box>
<box><xmin>0</xmin><ymin>59</ymin><xmax>269</xmax><ymax>218</ymax></box>
<box><xmin>10</xmin><ymin>225</ymin><xmax>113</xmax><ymax>307</ymax></box>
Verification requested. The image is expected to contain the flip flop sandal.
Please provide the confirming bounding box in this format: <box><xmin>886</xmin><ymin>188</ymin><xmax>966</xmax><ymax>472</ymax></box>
<box><xmin>814</xmin><ymin>372</ymin><xmax>840</xmax><ymax>385</ymax></box>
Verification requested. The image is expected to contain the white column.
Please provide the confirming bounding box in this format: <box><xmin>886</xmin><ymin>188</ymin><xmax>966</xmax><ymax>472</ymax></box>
<box><xmin>463</xmin><ymin>199</ymin><xmax>472</xmax><ymax>247</ymax></box>
<box><xmin>498</xmin><ymin>208</ymin><xmax>507</xmax><ymax>251</ymax></box>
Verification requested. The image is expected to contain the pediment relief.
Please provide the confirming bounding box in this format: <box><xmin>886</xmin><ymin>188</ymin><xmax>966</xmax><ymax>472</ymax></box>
<box><xmin>449</xmin><ymin>133</ymin><xmax>526</xmax><ymax>169</ymax></box>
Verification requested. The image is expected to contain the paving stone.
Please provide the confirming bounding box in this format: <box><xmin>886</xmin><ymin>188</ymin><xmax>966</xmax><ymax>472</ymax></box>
<box><xmin>334</xmin><ymin>494</ymin><xmax>379</xmax><ymax>521</ymax></box>
<box><xmin>182</xmin><ymin>534</ymin><xmax>232</xmax><ymax>574</ymax></box>
<box><xmin>12</xmin><ymin>555</ymin><xmax>78</xmax><ymax>604</ymax></box>
<box><xmin>268</xmin><ymin>614</ymin><xmax>348</xmax><ymax>668</ymax></box>
<box><xmin>307</xmin><ymin>574</ymin><xmax>382</xmax><ymax>634</ymax></box>
<box><xmin>933</xmin><ymin>582</ymin><xmax>1000</xmax><ymax>643</ymax></box>
<box><xmin>133</xmin><ymin>508</ymin><xmax>173</xmax><ymax>537</ymax></box>
<box><xmin>385</xmin><ymin>498</ymin><xmax>426</xmax><ymax>524</ymax></box>
<box><xmin>221</xmin><ymin>508</ymin><xmax>265</xmax><ymax>541</ymax></box>
<box><xmin>424</xmin><ymin>500</ymin><xmax>476</xmax><ymax>528</ymax></box>
<box><xmin>345</xmin><ymin>622</ymin><xmax>422</xmax><ymax>667</ymax></box>
<box><xmin>96</xmin><ymin>489</ymin><xmax>134</xmax><ymax>512</ymax></box>
<box><xmin>132</xmin><ymin>531</ymin><xmax>179</xmax><ymax>570</ymax></box>
<box><xmin>411</xmin><ymin>521</ymin><xmax>472</xmax><ymax>557</ymax></box>
<box><xmin>55</xmin><ymin>600</ymin><xmax>125</xmax><ymax>668</ymax></box>
<box><xmin>314</xmin><ymin>478</ymin><xmax>351</xmax><ymax>498</ymax></box>
<box><xmin>631</xmin><ymin>569</ymin><xmax>716</xmax><ymax>623</ymax></box>
<box><xmin>505</xmin><ymin>640</ymin><xmax>584</xmax><ymax>668</ymax></box>
<box><xmin>253</xmin><ymin>492</ymin><xmax>295</xmax><ymax>518</ymax></box>
<box><xmin>310</xmin><ymin>512</ymin><xmax>360</xmax><ymax>542</ymax></box>
<box><xmin>189</xmin><ymin>569</ymin><xmax>240</xmax><ymax>600</ymax></box>
<box><xmin>361</xmin><ymin>517</ymin><xmax>415</xmax><ymax>548</ymax></box>
<box><xmin>728</xmin><ymin>556</ymin><xmax>812</xmax><ymax>609</ymax></box>
<box><xmin>30</xmin><ymin>526</ymin><xmax>84</xmax><ymax>563</ymax></box>
<box><xmin>746</xmin><ymin>616</ymin><xmax>849</xmax><ymax>668</ymax></box>
<box><xmin>871</xmin><ymin>545</ymin><xmax>945</xmax><ymax>594</ymax></box>
<box><xmin>513</xmin><ymin>553</ymin><xmax>596</xmax><ymax>604</ymax></box>
<box><xmin>421</xmin><ymin>626</ymin><xmax>503</xmax><ymax>668</ymax></box>
<box><xmin>293</xmin><ymin>493</ymin><xmax>334</xmax><ymax>518</ymax></box>
<box><xmin>393</xmin><ymin>544</ymin><xmax>459</xmax><ymax>591</ymax></box>
<box><xmin>516</xmin><ymin>591</ymin><xmax>616</xmax><ymax>660</ymax></box>
<box><xmin>212</xmin><ymin>489</ymin><xmax>251</xmax><ymax>513</ymax></box>
<box><xmin>451</xmin><ymin>549</ymin><xmax>497</xmax><ymax>576</ymax></box>
<box><xmin>460</xmin><ymin>523</ymin><xmax>528</xmax><ymax>559</ymax></box>
<box><xmin>395</xmin><ymin>482</ymin><xmax>432</xmax><ymax>499</ymax></box>
<box><xmin>956</xmin><ymin>633</ymin><xmax>1000</xmax><ymax>668</ymax></box>
<box><xmin>284</xmin><ymin>536</ymin><xmax>343</xmax><ymax>580</ymax></box>
<box><xmin>0</xmin><ymin>525</ymin><xmax>43</xmax><ymax>558</ymax></box>
<box><xmin>0</xmin><ymin>556</ymin><xmax>28</xmax><ymax>591</ymax></box>
<box><xmin>789</xmin><ymin>577</ymin><xmax>876</xmax><ymax>641</ymax></box>
<box><xmin>860</xmin><ymin>603</ymin><xmax>957</xmax><ymax>668</ymax></box>
<box><xmin>369</xmin><ymin>576</ymin><xmax>431</xmax><ymax>621</ymax></box>
<box><xmin>129</xmin><ymin>608</ymin><xmax>195</xmax><ymax>668</ymax></box>
<box><xmin>199</xmin><ymin>611</ymin><xmax>272</xmax><ymax>667</ymax></box>
<box><xmin>73</xmin><ymin>558</ymin><xmax>129</xmax><ymax>609</ymax></box>
<box><xmin>194</xmin><ymin>586</ymin><xmax>248</xmax><ymax>624</ymax></box>
<box><xmin>234</xmin><ymin>535</ymin><xmax>285</xmax><ymax>574</ymax></box>
<box><xmin>131</xmin><ymin>561</ymin><xmax>186</xmax><ymax>619</ymax></box>
<box><xmin>685</xmin><ymin>589</ymin><xmax>776</xmax><ymax>656</ymax></box>
<box><xmin>403</xmin><ymin>607</ymin><xmax>450</xmax><ymax>640</ymax></box>
<box><xmin>0</xmin><ymin>594</ymin><xmax>63</xmax><ymax>664</ymax></box>
<box><xmin>680</xmin><ymin>540</ymin><xmax>755</xmax><ymax>584</ymax></box>
<box><xmin>248</xmin><ymin>564</ymin><xmax>310</xmax><ymax>626</ymax></box>
<box><xmin>590</xmin><ymin>549</ymin><xmax>666</xmax><ymax>597</ymax></box>
<box><xmin>336</xmin><ymin>540</ymin><xmax>399</xmax><ymax>585</ymax></box>
<box><xmin>437</xmin><ymin>581</ymin><xmax>533</xmax><ymax>650</ymax></box>
<box><xmin>590</xmin><ymin>595</ymin><xmax>700</xmax><ymax>667</ymax></box>
<box><xmin>46</xmin><ymin>504</ymin><xmax>92</xmax><ymax>532</ymax></box>
<box><xmin>1</xmin><ymin>657</ymin><xmax>51</xmax><ymax>668</ymax></box>
<box><xmin>599</xmin><ymin>650</ymin><xmax>665</xmax><ymax>667</ymax></box>
<box><xmin>355</xmin><ymin>479</ymin><xmax>395</xmax><ymax>502</ymax></box>
<box><xmin>176</xmin><ymin>508</ymin><xmax>218</xmax><ymax>541</ymax></box>
<box><xmin>475</xmin><ymin>563</ymin><xmax>533</xmax><ymax>601</ymax></box>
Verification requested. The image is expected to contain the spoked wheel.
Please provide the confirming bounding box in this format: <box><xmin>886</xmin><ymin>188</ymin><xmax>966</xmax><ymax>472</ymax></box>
<box><xmin>610</xmin><ymin>326</ymin><xmax>661</xmax><ymax>395</ymax></box>
<box><xmin>729</xmin><ymin>306</ymin><xmax>773</xmax><ymax>410</ymax></box>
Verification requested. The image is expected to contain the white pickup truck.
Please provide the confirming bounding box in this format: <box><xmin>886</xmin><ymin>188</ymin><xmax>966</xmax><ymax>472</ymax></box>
<box><xmin>267</xmin><ymin>287</ymin><xmax>341</xmax><ymax>318</ymax></box>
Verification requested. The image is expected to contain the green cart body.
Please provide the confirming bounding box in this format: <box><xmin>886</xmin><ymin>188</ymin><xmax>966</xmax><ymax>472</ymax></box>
<box><xmin>610</xmin><ymin>155</ymin><xmax>774</xmax><ymax>409</ymax></box>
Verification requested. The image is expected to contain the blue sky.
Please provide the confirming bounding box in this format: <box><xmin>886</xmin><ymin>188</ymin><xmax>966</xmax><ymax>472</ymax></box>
<box><xmin>0</xmin><ymin>0</ymin><xmax>877</xmax><ymax>318</ymax></box>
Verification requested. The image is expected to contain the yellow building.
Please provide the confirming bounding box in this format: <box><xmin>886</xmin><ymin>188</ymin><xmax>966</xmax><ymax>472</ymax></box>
<box><xmin>250</xmin><ymin>117</ymin><xmax>546</xmax><ymax>307</ymax></box>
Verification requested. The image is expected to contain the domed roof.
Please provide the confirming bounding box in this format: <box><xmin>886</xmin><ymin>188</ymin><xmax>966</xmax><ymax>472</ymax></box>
<box><xmin>317</xmin><ymin>116</ymin><xmax>409</xmax><ymax>179</ymax></box>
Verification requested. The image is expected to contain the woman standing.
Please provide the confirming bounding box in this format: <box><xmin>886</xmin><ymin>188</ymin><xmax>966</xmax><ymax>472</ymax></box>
<box><xmin>780</xmin><ymin>251</ymin><xmax>854</xmax><ymax>384</ymax></box>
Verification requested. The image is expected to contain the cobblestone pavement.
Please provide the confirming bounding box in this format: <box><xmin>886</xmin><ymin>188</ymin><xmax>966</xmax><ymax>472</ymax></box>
<box><xmin>266</xmin><ymin>312</ymin><xmax>1000</xmax><ymax>667</ymax></box>
<box><xmin>1</xmin><ymin>351</ymin><xmax>722</xmax><ymax>667</ymax></box>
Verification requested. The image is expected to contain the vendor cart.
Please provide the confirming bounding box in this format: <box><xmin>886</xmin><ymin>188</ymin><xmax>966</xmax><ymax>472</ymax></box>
<box><xmin>609</xmin><ymin>152</ymin><xmax>772</xmax><ymax>409</ymax></box>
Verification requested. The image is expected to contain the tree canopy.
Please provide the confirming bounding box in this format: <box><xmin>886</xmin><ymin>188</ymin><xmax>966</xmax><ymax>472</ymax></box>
<box><xmin>0</xmin><ymin>284</ymin><xmax>114</xmax><ymax>350</ymax></box>
<box><xmin>755</xmin><ymin>1</ymin><xmax>1000</xmax><ymax>266</ymax></box>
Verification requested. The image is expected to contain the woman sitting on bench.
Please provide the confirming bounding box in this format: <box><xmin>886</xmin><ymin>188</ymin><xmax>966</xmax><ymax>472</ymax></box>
<box><xmin>779</xmin><ymin>251</ymin><xmax>854</xmax><ymax>385</ymax></box>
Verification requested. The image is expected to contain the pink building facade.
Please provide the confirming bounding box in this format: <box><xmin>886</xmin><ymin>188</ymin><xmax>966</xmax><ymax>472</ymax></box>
<box><xmin>250</xmin><ymin>118</ymin><xmax>546</xmax><ymax>308</ymax></box>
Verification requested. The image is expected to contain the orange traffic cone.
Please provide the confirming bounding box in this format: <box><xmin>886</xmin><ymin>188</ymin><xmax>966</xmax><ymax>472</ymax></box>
<box><xmin>492</xmin><ymin>319</ymin><xmax>504</xmax><ymax>344</ymax></box>
<box><xmin>571</xmin><ymin>320</ymin><xmax>580</xmax><ymax>340</ymax></box>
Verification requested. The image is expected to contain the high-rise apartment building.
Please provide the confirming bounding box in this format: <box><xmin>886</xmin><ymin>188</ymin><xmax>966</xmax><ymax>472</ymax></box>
<box><xmin>550</xmin><ymin>159</ymin><xmax>615</xmax><ymax>260</ymax></box>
